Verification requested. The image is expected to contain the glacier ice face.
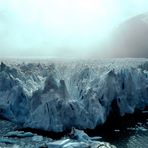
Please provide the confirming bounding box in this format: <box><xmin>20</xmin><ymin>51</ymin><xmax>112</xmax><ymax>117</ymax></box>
<box><xmin>0</xmin><ymin>59</ymin><xmax>148</xmax><ymax>132</ymax></box>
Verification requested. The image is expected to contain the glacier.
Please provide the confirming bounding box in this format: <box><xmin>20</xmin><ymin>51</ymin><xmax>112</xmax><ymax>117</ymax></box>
<box><xmin>0</xmin><ymin>59</ymin><xmax>148</xmax><ymax>132</ymax></box>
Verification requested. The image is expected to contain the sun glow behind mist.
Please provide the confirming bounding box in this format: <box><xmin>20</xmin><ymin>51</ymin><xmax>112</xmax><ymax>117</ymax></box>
<box><xmin>0</xmin><ymin>0</ymin><xmax>148</xmax><ymax>57</ymax></box>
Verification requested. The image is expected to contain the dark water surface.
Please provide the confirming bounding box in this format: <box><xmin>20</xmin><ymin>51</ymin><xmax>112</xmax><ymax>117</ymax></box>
<box><xmin>86</xmin><ymin>109</ymin><xmax>148</xmax><ymax>148</ymax></box>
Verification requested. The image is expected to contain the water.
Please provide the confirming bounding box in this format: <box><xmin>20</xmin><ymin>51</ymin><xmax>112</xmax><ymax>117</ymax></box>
<box><xmin>86</xmin><ymin>109</ymin><xmax>148</xmax><ymax>148</ymax></box>
<box><xmin>108</xmin><ymin>121</ymin><xmax>148</xmax><ymax>148</ymax></box>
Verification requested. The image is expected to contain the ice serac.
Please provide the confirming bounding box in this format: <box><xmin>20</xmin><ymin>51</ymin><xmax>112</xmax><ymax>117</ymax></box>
<box><xmin>0</xmin><ymin>59</ymin><xmax>148</xmax><ymax>132</ymax></box>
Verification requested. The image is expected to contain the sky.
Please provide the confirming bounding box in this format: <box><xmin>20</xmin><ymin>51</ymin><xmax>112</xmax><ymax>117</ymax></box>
<box><xmin>0</xmin><ymin>0</ymin><xmax>148</xmax><ymax>58</ymax></box>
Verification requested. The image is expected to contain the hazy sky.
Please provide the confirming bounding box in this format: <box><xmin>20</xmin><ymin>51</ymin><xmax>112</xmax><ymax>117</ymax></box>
<box><xmin>0</xmin><ymin>0</ymin><xmax>148</xmax><ymax>58</ymax></box>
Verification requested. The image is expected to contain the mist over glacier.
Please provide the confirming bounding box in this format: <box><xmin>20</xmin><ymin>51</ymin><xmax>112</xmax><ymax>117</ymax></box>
<box><xmin>0</xmin><ymin>1</ymin><xmax>148</xmax><ymax>147</ymax></box>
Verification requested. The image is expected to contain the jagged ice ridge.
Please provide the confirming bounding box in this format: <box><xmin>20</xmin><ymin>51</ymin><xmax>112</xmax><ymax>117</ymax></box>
<box><xmin>0</xmin><ymin>59</ymin><xmax>148</xmax><ymax>132</ymax></box>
